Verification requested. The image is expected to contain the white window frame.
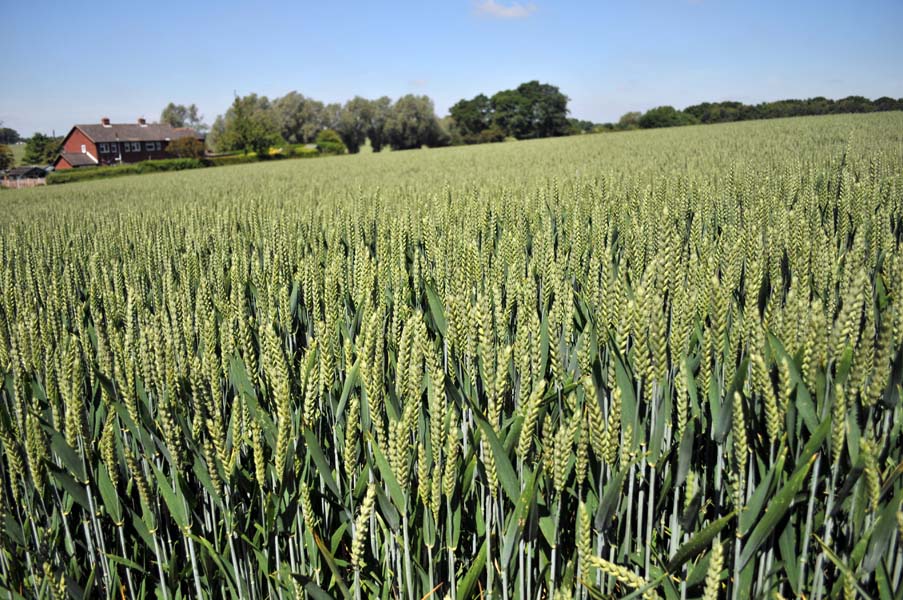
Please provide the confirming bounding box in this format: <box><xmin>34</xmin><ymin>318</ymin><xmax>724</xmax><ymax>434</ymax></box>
<box><xmin>99</xmin><ymin>143</ymin><xmax>109</xmax><ymax>153</ymax></box>
<box><xmin>111</xmin><ymin>143</ymin><xmax>118</xmax><ymax>153</ymax></box>
<box><xmin>156</xmin><ymin>141</ymin><xmax>162</xmax><ymax>151</ymax></box>
<box><xmin>132</xmin><ymin>142</ymin><xmax>141</xmax><ymax>152</ymax></box>
<box><xmin>80</xmin><ymin>144</ymin><xmax>86</xmax><ymax>153</ymax></box>
<box><xmin>145</xmin><ymin>142</ymin><xmax>155</xmax><ymax>151</ymax></box>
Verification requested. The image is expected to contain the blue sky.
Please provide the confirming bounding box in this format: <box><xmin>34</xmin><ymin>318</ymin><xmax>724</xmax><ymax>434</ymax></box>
<box><xmin>2</xmin><ymin>0</ymin><xmax>902</xmax><ymax>136</ymax></box>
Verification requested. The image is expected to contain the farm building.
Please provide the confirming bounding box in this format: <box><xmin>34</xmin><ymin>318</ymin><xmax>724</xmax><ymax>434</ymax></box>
<box><xmin>53</xmin><ymin>118</ymin><xmax>205</xmax><ymax>170</ymax></box>
<box><xmin>1</xmin><ymin>166</ymin><xmax>48</xmax><ymax>189</ymax></box>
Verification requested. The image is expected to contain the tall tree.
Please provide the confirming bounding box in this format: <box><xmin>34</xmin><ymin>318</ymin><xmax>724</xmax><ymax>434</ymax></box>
<box><xmin>366</xmin><ymin>96</ymin><xmax>392</xmax><ymax>152</ymax></box>
<box><xmin>222</xmin><ymin>95</ymin><xmax>281</xmax><ymax>155</ymax></box>
<box><xmin>273</xmin><ymin>92</ymin><xmax>326</xmax><ymax>144</ymax></box>
<box><xmin>638</xmin><ymin>106</ymin><xmax>698</xmax><ymax>129</ymax></box>
<box><xmin>487</xmin><ymin>82</ymin><xmax>570</xmax><ymax>140</ymax></box>
<box><xmin>336</xmin><ymin>97</ymin><xmax>372</xmax><ymax>154</ymax></box>
<box><xmin>449</xmin><ymin>94</ymin><xmax>492</xmax><ymax>141</ymax></box>
<box><xmin>515</xmin><ymin>80</ymin><xmax>570</xmax><ymax>138</ymax></box>
<box><xmin>0</xmin><ymin>126</ymin><xmax>20</xmax><ymax>145</ymax></box>
<box><xmin>0</xmin><ymin>145</ymin><xmax>13</xmax><ymax>171</ymax></box>
<box><xmin>384</xmin><ymin>95</ymin><xmax>448</xmax><ymax>150</ymax></box>
<box><xmin>160</xmin><ymin>103</ymin><xmax>207</xmax><ymax>132</ymax></box>
<box><xmin>490</xmin><ymin>89</ymin><xmax>531</xmax><ymax>139</ymax></box>
<box><xmin>23</xmin><ymin>133</ymin><xmax>62</xmax><ymax>165</ymax></box>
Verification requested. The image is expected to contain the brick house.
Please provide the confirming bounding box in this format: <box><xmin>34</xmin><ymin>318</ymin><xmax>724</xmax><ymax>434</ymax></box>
<box><xmin>53</xmin><ymin>118</ymin><xmax>205</xmax><ymax>170</ymax></box>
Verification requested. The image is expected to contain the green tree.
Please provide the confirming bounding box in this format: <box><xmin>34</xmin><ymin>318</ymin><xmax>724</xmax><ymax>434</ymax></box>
<box><xmin>315</xmin><ymin>129</ymin><xmax>347</xmax><ymax>155</ymax></box>
<box><xmin>222</xmin><ymin>95</ymin><xmax>281</xmax><ymax>156</ymax></box>
<box><xmin>488</xmin><ymin>81</ymin><xmax>570</xmax><ymax>140</ymax></box>
<box><xmin>273</xmin><ymin>92</ymin><xmax>326</xmax><ymax>144</ymax></box>
<box><xmin>616</xmin><ymin>111</ymin><xmax>642</xmax><ymax>130</ymax></box>
<box><xmin>207</xmin><ymin>115</ymin><xmax>227</xmax><ymax>153</ymax></box>
<box><xmin>160</xmin><ymin>103</ymin><xmax>207</xmax><ymax>132</ymax></box>
<box><xmin>23</xmin><ymin>133</ymin><xmax>62</xmax><ymax>165</ymax></box>
<box><xmin>0</xmin><ymin>144</ymin><xmax>13</xmax><ymax>171</ymax></box>
<box><xmin>336</xmin><ymin>97</ymin><xmax>373</xmax><ymax>154</ymax></box>
<box><xmin>516</xmin><ymin>80</ymin><xmax>570</xmax><ymax>138</ymax></box>
<box><xmin>638</xmin><ymin>106</ymin><xmax>698</xmax><ymax>129</ymax></box>
<box><xmin>384</xmin><ymin>95</ymin><xmax>448</xmax><ymax>150</ymax></box>
<box><xmin>166</xmin><ymin>137</ymin><xmax>206</xmax><ymax>159</ymax></box>
<box><xmin>0</xmin><ymin>127</ymin><xmax>20</xmax><ymax>145</ymax></box>
<box><xmin>449</xmin><ymin>94</ymin><xmax>493</xmax><ymax>141</ymax></box>
<box><xmin>366</xmin><ymin>96</ymin><xmax>392</xmax><ymax>152</ymax></box>
<box><xmin>490</xmin><ymin>89</ymin><xmax>531</xmax><ymax>139</ymax></box>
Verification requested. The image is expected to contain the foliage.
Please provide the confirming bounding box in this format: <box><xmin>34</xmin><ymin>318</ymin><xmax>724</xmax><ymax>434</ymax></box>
<box><xmin>166</xmin><ymin>137</ymin><xmax>206</xmax><ymax>159</ymax></box>
<box><xmin>220</xmin><ymin>94</ymin><xmax>281</xmax><ymax>156</ymax></box>
<box><xmin>0</xmin><ymin>145</ymin><xmax>13</xmax><ymax>171</ymax></box>
<box><xmin>449</xmin><ymin>93</ymin><xmax>493</xmax><ymax>141</ymax></box>
<box><xmin>567</xmin><ymin>118</ymin><xmax>596</xmax><ymax>134</ymax></box>
<box><xmin>0</xmin><ymin>127</ymin><xmax>20</xmax><ymax>145</ymax></box>
<box><xmin>335</xmin><ymin>97</ymin><xmax>372</xmax><ymax>154</ymax></box>
<box><xmin>0</xmin><ymin>113</ymin><xmax>902</xmax><ymax>600</ymax></box>
<box><xmin>47</xmin><ymin>158</ymin><xmax>206</xmax><ymax>184</ymax></box>
<box><xmin>274</xmin><ymin>92</ymin><xmax>328</xmax><ymax>144</ymax></box>
<box><xmin>22</xmin><ymin>133</ymin><xmax>62</xmax><ymax>165</ymax></box>
<box><xmin>160</xmin><ymin>102</ymin><xmax>207</xmax><ymax>132</ymax></box>
<box><xmin>315</xmin><ymin>129</ymin><xmax>347</xmax><ymax>155</ymax></box>
<box><xmin>638</xmin><ymin>105</ymin><xmax>699</xmax><ymax>129</ymax></box>
<box><xmin>684</xmin><ymin>95</ymin><xmax>903</xmax><ymax>124</ymax></box>
<box><xmin>364</xmin><ymin>96</ymin><xmax>392</xmax><ymax>153</ymax></box>
<box><xmin>384</xmin><ymin>94</ymin><xmax>448</xmax><ymax>150</ymax></box>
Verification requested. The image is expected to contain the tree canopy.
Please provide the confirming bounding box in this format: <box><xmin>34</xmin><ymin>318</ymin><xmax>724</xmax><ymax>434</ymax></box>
<box><xmin>160</xmin><ymin>103</ymin><xmax>207</xmax><ymax>132</ymax></box>
<box><xmin>450</xmin><ymin>81</ymin><xmax>570</xmax><ymax>143</ymax></box>
<box><xmin>23</xmin><ymin>134</ymin><xmax>62</xmax><ymax>165</ymax></box>
<box><xmin>638</xmin><ymin>106</ymin><xmax>699</xmax><ymax>129</ymax></box>
<box><xmin>0</xmin><ymin>127</ymin><xmax>20</xmax><ymax>145</ymax></box>
<box><xmin>218</xmin><ymin>95</ymin><xmax>281</xmax><ymax>156</ymax></box>
<box><xmin>0</xmin><ymin>145</ymin><xmax>13</xmax><ymax>171</ymax></box>
<box><xmin>384</xmin><ymin>95</ymin><xmax>449</xmax><ymax>150</ymax></box>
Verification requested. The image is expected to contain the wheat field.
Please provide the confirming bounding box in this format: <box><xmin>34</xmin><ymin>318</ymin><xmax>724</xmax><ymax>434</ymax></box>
<box><xmin>1</xmin><ymin>113</ymin><xmax>902</xmax><ymax>599</ymax></box>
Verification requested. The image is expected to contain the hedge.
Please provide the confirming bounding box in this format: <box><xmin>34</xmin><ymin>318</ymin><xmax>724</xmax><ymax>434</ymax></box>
<box><xmin>47</xmin><ymin>158</ymin><xmax>205</xmax><ymax>184</ymax></box>
<box><xmin>47</xmin><ymin>146</ymin><xmax>328</xmax><ymax>185</ymax></box>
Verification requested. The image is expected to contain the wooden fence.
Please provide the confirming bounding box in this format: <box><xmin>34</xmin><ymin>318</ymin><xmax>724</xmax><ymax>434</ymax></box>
<box><xmin>1</xmin><ymin>177</ymin><xmax>47</xmax><ymax>189</ymax></box>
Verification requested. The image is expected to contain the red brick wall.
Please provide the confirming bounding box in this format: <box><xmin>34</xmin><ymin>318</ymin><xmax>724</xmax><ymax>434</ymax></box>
<box><xmin>61</xmin><ymin>128</ymin><xmax>97</xmax><ymax>162</ymax></box>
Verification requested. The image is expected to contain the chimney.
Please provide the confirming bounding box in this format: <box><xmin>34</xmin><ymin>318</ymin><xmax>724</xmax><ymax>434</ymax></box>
<box><xmin>137</xmin><ymin>117</ymin><xmax>147</xmax><ymax>126</ymax></box>
<box><xmin>101</xmin><ymin>117</ymin><xmax>111</xmax><ymax>126</ymax></box>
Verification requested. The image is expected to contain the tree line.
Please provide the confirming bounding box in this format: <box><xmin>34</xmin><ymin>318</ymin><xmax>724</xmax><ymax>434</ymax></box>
<box><xmin>202</xmin><ymin>93</ymin><xmax>449</xmax><ymax>155</ymax></box>
<box><xmin>603</xmin><ymin>95</ymin><xmax>903</xmax><ymax>131</ymax></box>
<box><xmin>3</xmin><ymin>93</ymin><xmax>903</xmax><ymax>171</ymax></box>
<box><xmin>448</xmin><ymin>81</ymin><xmax>571</xmax><ymax>144</ymax></box>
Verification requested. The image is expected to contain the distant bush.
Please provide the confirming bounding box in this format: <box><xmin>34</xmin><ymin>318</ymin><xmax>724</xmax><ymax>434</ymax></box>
<box><xmin>290</xmin><ymin>146</ymin><xmax>320</xmax><ymax>158</ymax></box>
<box><xmin>201</xmin><ymin>154</ymin><xmax>256</xmax><ymax>167</ymax></box>
<box><xmin>478</xmin><ymin>126</ymin><xmax>506</xmax><ymax>144</ymax></box>
<box><xmin>316</xmin><ymin>129</ymin><xmax>347</xmax><ymax>155</ymax></box>
<box><xmin>166</xmin><ymin>137</ymin><xmax>206</xmax><ymax>159</ymax></box>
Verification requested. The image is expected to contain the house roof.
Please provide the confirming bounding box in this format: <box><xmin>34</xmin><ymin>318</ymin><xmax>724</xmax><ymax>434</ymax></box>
<box><xmin>4</xmin><ymin>166</ymin><xmax>47</xmax><ymax>178</ymax></box>
<box><xmin>57</xmin><ymin>152</ymin><xmax>98</xmax><ymax>167</ymax></box>
<box><xmin>73</xmin><ymin>123</ymin><xmax>204</xmax><ymax>143</ymax></box>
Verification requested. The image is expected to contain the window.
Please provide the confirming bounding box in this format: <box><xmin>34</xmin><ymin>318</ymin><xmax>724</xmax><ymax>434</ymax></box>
<box><xmin>131</xmin><ymin>142</ymin><xmax>141</xmax><ymax>152</ymax></box>
<box><xmin>146</xmin><ymin>142</ymin><xmax>155</xmax><ymax>151</ymax></box>
<box><xmin>99</xmin><ymin>143</ymin><xmax>109</xmax><ymax>153</ymax></box>
<box><xmin>111</xmin><ymin>143</ymin><xmax>118</xmax><ymax>153</ymax></box>
<box><xmin>80</xmin><ymin>144</ymin><xmax>86</xmax><ymax>153</ymax></box>
<box><xmin>156</xmin><ymin>142</ymin><xmax>162</xmax><ymax>151</ymax></box>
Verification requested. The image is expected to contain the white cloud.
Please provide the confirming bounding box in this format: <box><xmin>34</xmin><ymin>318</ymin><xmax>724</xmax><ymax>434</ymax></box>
<box><xmin>475</xmin><ymin>0</ymin><xmax>537</xmax><ymax>20</ymax></box>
